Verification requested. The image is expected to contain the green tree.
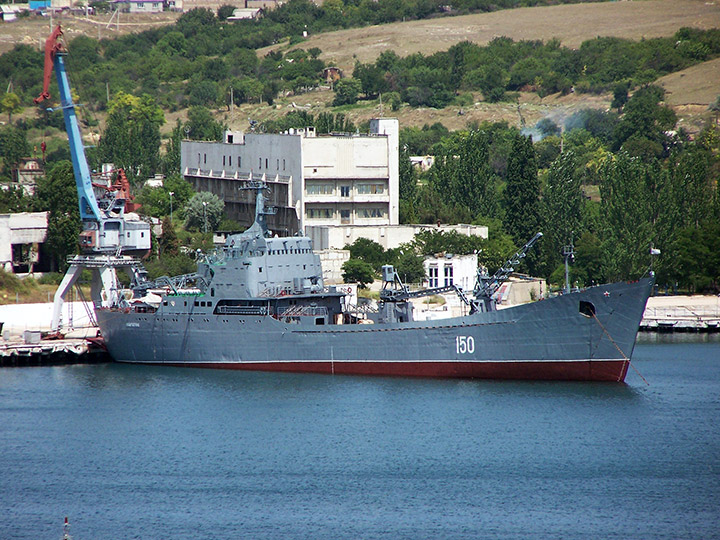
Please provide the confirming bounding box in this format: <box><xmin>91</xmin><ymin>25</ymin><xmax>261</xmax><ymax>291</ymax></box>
<box><xmin>345</xmin><ymin>237</ymin><xmax>386</xmax><ymax>272</ymax></box>
<box><xmin>431</xmin><ymin>129</ymin><xmax>500</xmax><ymax>219</ymax></box>
<box><xmin>390</xmin><ymin>247</ymin><xmax>426</xmax><ymax>284</ymax></box>
<box><xmin>332</xmin><ymin>78</ymin><xmax>362</xmax><ymax>106</ymax></box>
<box><xmin>611</xmin><ymin>81</ymin><xmax>630</xmax><ymax>112</ymax></box>
<box><xmin>98</xmin><ymin>92</ymin><xmax>165</xmax><ymax>185</ymax></box>
<box><xmin>354</xmin><ymin>61</ymin><xmax>387</xmax><ymax>98</ymax></box>
<box><xmin>185</xmin><ymin>191</ymin><xmax>224</xmax><ymax>232</ymax></box>
<box><xmin>0</xmin><ymin>185</ymin><xmax>33</xmax><ymax>213</ymax></box>
<box><xmin>613</xmin><ymin>85</ymin><xmax>677</xmax><ymax>159</ymax></box>
<box><xmin>341</xmin><ymin>258</ymin><xmax>375</xmax><ymax>288</ymax></box>
<box><xmin>668</xmin><ymin>222</ymin><xmax>720</xmax><ymax>293</ymax></box>
<box><xmin>34</xmin><ymin>161</ymin><xmax>81</xmax><ymax>271</ymax></box>
<box><xmin>217</xmin><ymin>4</ymin><xmax>235</xmax><ymax>20</ymax></box>
<box><xmin>162</xmin><ymin>119</ymin><xmax>183</xmax><ymax>176</ymax></box>
<box><xmin>398</xmin><ymin>144</ymin><xmax>417</xmax><ymax>204</ymax></box>
<box><xmin>465</xmin><ymin>63</ymin><xmax>508</xmax><ymax>103</ymax></box>
<box><xmin>0</xmin><ymin>125</ymin><xmax>29</xmax><ymax>172</ymax></box>
<box><xmin>540</xmin><ymin>151</ymin><xmax>585</xmax><ymax>279</ymax></box>
<box><xmin>136</xmin><ymin>173</ymin><xmax>194</xmax><ymax>220</ymax></box>
<box><xmin>186</xmin><ymin>106</ymin><xmax>224</xmax><ymax>141</ymax></box>
<box><xmin>598</xmin><ymin>152</ymin><xmax>663</xmax><ymax>280</ymax></box>
<box><xmin>0</xmin><ymin>92</ymin><xmax>22</xmax><ymax>123</ymax></box>
<box><xmin>504</xmin><ymin>134</ymin><xmax>540</xmax><ymax>246</ymax></box>
<box><xmin>233</xmin><ymin>77</ymin><xmax>264</xmax><ymax>104</ymax></box>
<box><xmin>159</xmin><ymin>216</ymin><xmax>180</xmax><ymax>256</ymax></box>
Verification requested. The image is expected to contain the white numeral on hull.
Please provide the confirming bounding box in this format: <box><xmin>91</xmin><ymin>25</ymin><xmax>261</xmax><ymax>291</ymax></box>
<box><xmin>455</xmin><ymin>335</ymin><xmax>475</xmax><ymax>354</ymax></box>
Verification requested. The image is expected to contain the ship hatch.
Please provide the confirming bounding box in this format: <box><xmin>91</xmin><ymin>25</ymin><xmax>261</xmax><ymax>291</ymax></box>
<box><xmin>579</xmin><ymin>301</ymin><xmax>596</xmax><ymax>318</ymax></box>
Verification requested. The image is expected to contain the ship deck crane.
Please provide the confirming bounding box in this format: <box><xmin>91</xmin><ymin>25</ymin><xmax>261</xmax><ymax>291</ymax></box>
<box><xmin>34</xmin><ymin>26</ymin><xmax>152</xmax><ymax>334</ymax></box>
<box><xmin>472</xmin><ymin>232</ymin><xmax>543</xmax><ymax>312</ymax></box>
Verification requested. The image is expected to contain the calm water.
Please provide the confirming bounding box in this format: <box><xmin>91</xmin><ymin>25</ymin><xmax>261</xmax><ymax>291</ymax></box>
<box><xmin>1</xmin><ymin>336</ymin><xmax>719</xmax><ymax>540</ymax></box>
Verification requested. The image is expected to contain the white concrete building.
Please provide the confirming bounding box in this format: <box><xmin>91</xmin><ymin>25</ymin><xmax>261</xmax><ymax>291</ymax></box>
<box><xmin>423</xmin><ymin>253</ymin><xmax>477</xmax><ymax>292</ymax></box>
<box><xmin>181</xmin><ymin>119</ymin><xmax>399</xmax><ymax>235</ymax></box>
<box><xmin>0</xmin><ymin>212</ymin><xmax>48</xmax><ymax>274</ymax></box>
<box><xmin>228</xmin><ymin>7</ymin><xmax>260</xmax><ymax>19</ymax></box>
<box><xmin>113</xmin><ymin>0</ymin><xmax>164</xmax><ymax>13</ymax></box>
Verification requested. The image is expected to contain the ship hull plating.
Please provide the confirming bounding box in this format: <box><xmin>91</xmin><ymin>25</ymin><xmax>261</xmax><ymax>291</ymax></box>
<box><xmin>96</xmin><ymin>278</ymin><xmax>653</xmax><ymax>382</ymax></box>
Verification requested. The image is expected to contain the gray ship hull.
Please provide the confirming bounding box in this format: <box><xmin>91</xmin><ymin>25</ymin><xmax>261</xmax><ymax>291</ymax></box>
<box><xmin>96</xmin><ymin>277</ymin><xmax>653</xmax><ymax>382</ymax></box>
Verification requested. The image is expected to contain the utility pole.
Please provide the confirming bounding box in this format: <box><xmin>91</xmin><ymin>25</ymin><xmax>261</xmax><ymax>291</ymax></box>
<box><xmin>169</xmin><ymin>191</ymin><xmax>174</xmax><ymax>222</ymax></box>
<box><xmin>563</xmin><ymin>232</ymin><xmax>575</xmax><ymax>294</ymax></box>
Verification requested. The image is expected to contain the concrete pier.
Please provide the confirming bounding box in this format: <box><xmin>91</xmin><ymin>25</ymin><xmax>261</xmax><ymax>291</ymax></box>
<box><xmin>641</xmin><ymin>295</ymin><xmax>720</xmax><ymax>332</ymax></box>
<box><xmin>0</xmin><ymin>337</ymin><xmax>109</xmax><ymax>367</ymax></box>
<box><xmin>0</xmin><ymin>301</ymin><xmax>109</xmax><ymax>366</ymax></box>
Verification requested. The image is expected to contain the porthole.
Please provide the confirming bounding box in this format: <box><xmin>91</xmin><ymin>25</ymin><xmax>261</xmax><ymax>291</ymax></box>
<box><xmin>579</xmin><ymin>301</ymin><xmax>596</xmax><ymax>318</ymax></box>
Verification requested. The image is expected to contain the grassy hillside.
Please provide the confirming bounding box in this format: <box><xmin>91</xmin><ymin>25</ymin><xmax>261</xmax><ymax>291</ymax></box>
<box><xmin>272</xmin><ymin>0</ymin><xmax>720</xmax><ymax>75</ymax></box>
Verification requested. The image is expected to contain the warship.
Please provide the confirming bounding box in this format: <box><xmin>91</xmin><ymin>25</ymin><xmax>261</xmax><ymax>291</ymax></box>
<box><xmin>37</xmin><ymin>26</ymin><xmax>652</xmax><ymax>381</ymax></box>
<box><xmin>95</xmin><ymin>186</ymin><xmax>653</xmax><ymax>382</ymax></box>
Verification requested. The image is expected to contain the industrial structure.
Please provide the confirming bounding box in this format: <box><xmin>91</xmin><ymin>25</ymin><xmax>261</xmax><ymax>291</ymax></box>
<box><xmin>34</xmin><ymin>26</ymin><xmax>151</xmax><ymax>333</ymax></box>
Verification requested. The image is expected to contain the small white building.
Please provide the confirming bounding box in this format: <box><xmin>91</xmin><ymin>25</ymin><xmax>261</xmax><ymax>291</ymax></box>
<box><xmin>424</xmin><ymin>253</ymin><xmax>477</xmax><ymax>292</ymax></box>
<box><xmin>228</xmin><ymin>7</ymin><xmax>260</xmax><ymax>19</ymax></box>
<box><xmin>113</xmin><ymin>0</ymin><xmax>164</xmax><ymax>13</ymax></box>
<box><xmin>410</xmin><ymin>155</ymin><xmax>434</xmax><ymax>171</ymax></box>
<box><xmin>0</xmin><ymin>212</ymin><xmax>48</xmax><ymax>274</ymax></box>
<box><xmin>10</xmin><ymin>158</ymin><xmax>44</xmax><ymax>196</ymax></box>
<box><xmin>0</xmin><ymin>4</ymin><xmax>22</xmax><ymax>21</ymax></box>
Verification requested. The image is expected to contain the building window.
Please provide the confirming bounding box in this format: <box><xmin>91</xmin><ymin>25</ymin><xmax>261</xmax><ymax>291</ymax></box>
<box><xmin>357</xmin><ymin>183</ymin><xmax>385</xmax><ymax>195</ymax></box>
<box><xmin>359</xmin><ymin>207</ymin><xmax>386</xmax><ymax>218</ymax></box>
<box><xmin>283</xmin><ymin>159</ymin><xmax>286</xmax><ymax>170</ymax></box>
<box><xmin>340</xmin><ymin>209</ymin><xmax>351</xmax><ymax>224</ymax></box>
<box><xmin>259</xmin><ymin>158</ymin><xmax>262</xmax><ymax>168</ymax></box>
<box><xmin>340</xmin><ymin>186</ymin><xmax>350</xmax><ymax>197</ymax></box>
<box><xmin>444</xmin><ymin>265</ymin><xmax>453</xmax><ymax>287</ymax></box>
<box><xmin>277</xmin><ymin>159</ymin><xmax>280</xmax><ymax>169</ymax></box>
<box><xmin>306</xmin><ymin>183</ymin><xmax>334</xmax><ymax>195</ymax></box>
<box><xmin>223</xmin><ymin>156</ymin><xmax>226</xmax><ymax>167</ymax></box>
<box><xmin>204</xmin><ymin>154</ymin><xmax>207</xmax><ymax>164</ymax></box>
<box><xmin>429</xmin><ymin>266</ymin><xmax>438</xmax><ymax>288</ymax></box>
<box><xmin>238</xmin><ymin>156</ymin><xmax>241</xmax><ymax>167</ymax></box>
<box><xmin>265</xmin><ymin>158</ymin><xmax>268</xmax><ymax>168</ymax></box>
<box><xmin>306</xmin><ymin>208</ymin><xmax>334</xmax><ymax>219</ymax></box>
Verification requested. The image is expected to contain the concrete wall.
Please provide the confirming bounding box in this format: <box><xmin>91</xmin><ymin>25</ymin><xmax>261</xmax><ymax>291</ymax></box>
<box><xmin>317</xmin><ymin>248</ymin><xmax>350</xmax><ymax>284</ymax></box>
<box><xmin>306</xmin><ymin>223</ymin><xmax>488</xmax><ymax>251</ymax></box>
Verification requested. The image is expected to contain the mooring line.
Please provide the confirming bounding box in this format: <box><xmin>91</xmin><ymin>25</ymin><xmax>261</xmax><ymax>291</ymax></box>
<box><xmin>592</xmin><ymin>313</ymin><xmax>649</xmax><ymax>385</ymax></box>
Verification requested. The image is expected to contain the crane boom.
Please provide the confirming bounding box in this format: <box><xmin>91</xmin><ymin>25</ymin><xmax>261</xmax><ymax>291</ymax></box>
<box><xmin>475</xmin><ymin>232</ymin><xmax>543</xmax><ymax>299</ymax></box>
<box><xmin>35</xmin><ymin>26</ymin><xmax>102</xmax><ymax>223</ymax></box>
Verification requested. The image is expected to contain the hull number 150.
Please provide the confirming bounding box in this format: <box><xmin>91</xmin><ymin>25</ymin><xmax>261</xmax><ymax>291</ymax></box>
<box><xmin>455</xmin><ymin>335</ymin><xmax>475</xmax><ymax>354</ymax></box>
